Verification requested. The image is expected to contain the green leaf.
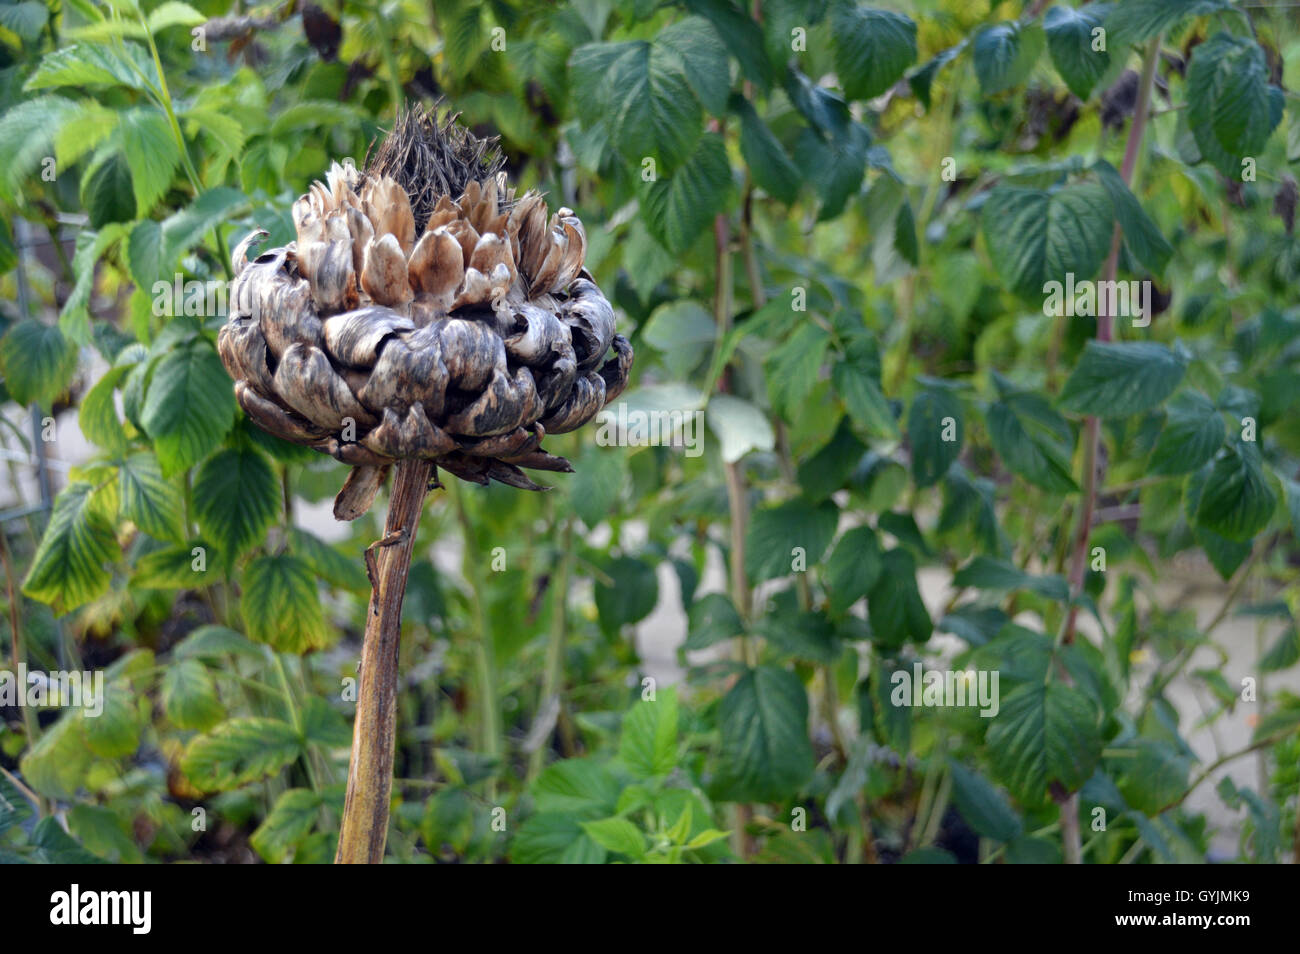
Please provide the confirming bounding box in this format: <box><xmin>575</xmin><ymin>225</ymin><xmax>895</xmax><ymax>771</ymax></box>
<box><xmin>982</xmin><ymin>183</ymin><xmax>1114</xmax><ymax>299</ymax></box>
<box><xmin>947</xmin><ymin>759</ymin><xmax>1023</xmax><ymax>842</ymax></box>
<box><xmin>973</xmin><ymin>21</ymin><xmax>1044</xmax><ymax>95</ymax></box>
<box><xmin>1058</xmin><ymin>341</ymin><xmax>1186</xmax><ymax>418</ymax></box>
<box><xmin>1186</xmin><ymin>32</ymin><xmax>1281</xmax><ymax>178</ymax></box>
<box><xmin>80</xmin><ymin>151</ymin><xmax>136</xmax><ymax>229</ymax></box>
<box><xmin>23</xmin><ymin>482</ymin><xmax>119</xmax><ymax>611</ymax></box>
<box><xmin>173</xmin><ymin>624</ymin><xmax>263</xmax><ymax>661</ymax></box>
<box><xmin>1045</xmin><ymin>5</ymin><xmax>1111</xmax><ymax>100</ymax></box>
<box><xmin>193</xmin><ymin>445</ymin><xmax>280</xmax><ymax>566</ymax></box>
<box><xmin>289</xmin><ymin>527</ymin><xmax>367</xmax><ymax>594</ymax></box>
<box><xmin>713</xmin><ymin>666</ymin><xmax>814</xmax><ymax>802</ymax></box>
<box><xmin>1108</xmin><ymin>0</ymin><xmax>1233</xmax><ymax>47</ymax></box>
<box><xmin>568</xmin><ymin>449</ymin><xmax>626</xmax><ymax>527</ymax></box>
<box><xmin>1117</xmin><ymin>740</ymin><xmax>1192</xmax><ymax>815</ymax></box>
<box><xmin>707</xmin><ymin>394</ymin><xmax>775</xmax><ymax>464</ymax></box>
<box><xmin>908</xmin><ymin>388</ymin><xmax>963</xmax><ymax>488</ymax></box>
<box><xmin>735</xmin><ymin>97</ymin><xmax>800</xmax><ymax>204</ymax></box>
<box><xmin>80</xmin><ymin>366</ymin><xmax>130</xmax><ymax>454</ymax></box>
<box><xmin>19</xmin><ymin>714</ymin><xmax>92</xmax><ymax>799</ymax></box>
<box><xmin>825</xmin><ymin>526</ymin><xmax>883</xmax><ymax>615</ymax></box>
<box><xmin>580</xmin><ymin>817</ymin><xmax>647</xmax><ymax>858</ymax></box>
<box><xmin>181</xmin><ymin>717</ymin><xmax>302</xmax><ymax>790</ymax></box>
<box><xmin>641</xmin><ymin>133</ymin><xmax>731</xmax><ymax>254</ymax></box>
<box><xmin>126</xmin><ymin>219</ymin><xmax>165</xmax><ymax>291</ymax></box>
<box><xmin>685</xmin><ymin>593</ymin><xmax>744</xmax><ymax>650</ymax></box>
<box><xmin>120</xmin><ymin>107</ymin><xmax>181</xmax><ymax>216</ymax></box>
<box><xmin>24</xmin><ymin>42</ymin><xmax>159</xmax><ymax>92</ymax></box>
<box><xmin>793</xmin><ymin>121</ymin><xmax>871</xmax><ymax>220</ymax></box>
<box><xmin>744</xmin><ymin>497</ymin><xmax>839</xmax><ymax>584</ymax></box>
<box><xmin>766</xmin><ymin>323</ymin><xmax>830</xmax><ymax>417</ymax></box>
<box><xmin>299</xmin><ymin>696</ymin><xmax>351</xmax><ymax>748</ymax></box>
<box><xmin>642</xmin><ymin>299</ymin><xmax>716</xmax><ymax>368</ymax></box>
<box><xmin>119</xmin><ymin>452</ymin><xmax>185</xmax><ymax>541</ymax></box>
<box><xmin>250</xmin><ymin>788</ymin><xmax>321</xmax><ymax>864</ymax></box>
<box><xmin>241</xmin><ymin>555</ymin><xmax>329</xmax><ymax>653</ymax></box>
<box><xmin>513</xmin><ymin>813</ymin><xmax>607</xmax><ymax>864</ymax></box>
<box><xmin>798</xmin><ymin>418</ymin><xmax>867</xmax><ymax>500</ymax></box>
<box><xmin>0</xmin><ymin>319</ymin><xmax>78</xmax><ymax>409</ymax></box>
<box><xmin>1148</xmin><ymin>390</ymin><xmax>1224</xmax><ymax>475</ymax></box>
<box><xmin>987</xmin><ymin>681</ymin><xmax>1101</xmax><ymax>805</ymax></box>
<box><xmin>595</xmin><ymin>555</ymin><xmax>659</xmax><ymax>631</ymax></box>
<box><xmin>684</xmin><ymin>0</ymin><xmax>771</xmax><ymax>90</ymax></box>
<box><xmin>657</xmin><ymin>17</ymin><xmax>730</xmax><ymax>115</ymax></box>
<box><xmin>79</xmin><ymin>686</ymin><xmax>140</xmax><ymax>758</ymax></box>
<box><xmin>1092</xmin><ymin>159</ymin><xmax>1172</xmax><ymax>275</ymax></box>
<box><xmin>132</xmin><ymin>542</ymin><xmax>219</xmax><ymax>589</ymax></box>
<box><xmin>1260</xmin><ymin>627</ymin><xmax>1300</xmax><ymax>673</ymax></box>
<box><xmin>1194</xmin><ymin>442</ymin><xmax>1276</xmax><ymax>542</ymax></box>
<box><xmin>867</xmin><ymin>549</ymin><xmax>932</xmax><ymax>646</ymax></box>
<box><xmin>831</xmin><ymin>5</ymin><xmax>918</xmax><ymax>101</ymax></box>
<box><xmin>833</xmin><ymin>361</ymin><xmax>898</xmax><ymax>438</ymax></box>
<box><xmin>532</xmin><ymin>758</ymin><xmax>619</xmax><ymax>816</ymax></box>
<box><xmin>161</xmin><ymin>659</ymin><xmax>224</xmax><ymax>731</ymax></box>
<box><xmin>986</xmin><ymin>392</ymin><xmax>1077</xmax><ymax>493</ymax></box>
<box><xmin>0</xmin><ymin>95</ymin><xmax>80</xmax><ymax>198</ymax></box>
<box><xmin>571</xmin><ymin>40</ymin><xmax>701</xmax><ymax>172</ymax></box>
<box><xmin>0</xmin><ymin>2</ymin><xmax>49</xmax><ymax>42</ymax></box>
<box><xmin>161</xmin><ymin>188</ymin><xmax>246</xmax><ymax>263</ymax></box>
<box><xmin>140</xmin><ymin>340</ymin><xmax>238</xmax><ymax>474</ymax></box>
<box><xmin>620</xmin><ymin>686</ymin><xmax>679</xmax><ymax>778</ymax></box>
<box><xmin>951</xmin><ymin>556</ymin><xmax>1070</xmax><ymax>601</ymax></box>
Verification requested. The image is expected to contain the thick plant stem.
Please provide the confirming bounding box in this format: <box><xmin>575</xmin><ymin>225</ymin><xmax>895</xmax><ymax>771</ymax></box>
<box><xmin>1056</xmin><ymin>32</ymin><xmax>1164</xmax><ymax>866</ymax></box>
<box><xmin>335</xmin><ymin>457</ymin><xmax>432</xmax><ymax>864</ymax></box>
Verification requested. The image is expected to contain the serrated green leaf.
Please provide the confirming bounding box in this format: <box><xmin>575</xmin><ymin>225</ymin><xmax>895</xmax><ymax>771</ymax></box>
<box><xmin>241</xmin><ymin>554</ymin><xmax>329</xmax><ymax>653</ymax></box>
<box><xmin>181</xmin><ymin>717</ymin><xmax>302</xmax><ymax>790</ymax></box>
<box><xmin>140</xmin><ymin>340</ymin><xmax>238</xmax><ymax>474</ymax></box>
<box><xmin>908</xmin><ymin>388</ymin><xmax>963</xmax><ymax>488</ymax></box>
<box><xmin>1058</xmin><ymin>341</ymin><xmax>1186</xmax><ymax>418</ymax></box>
<box><xmin>947</xmin><ymin>759</ymin><xmax>1023</xmax><ymax>842</ymax></box>
<box><xmin>22</xmin><ymin>482</ymin><xmax>119</xmax><ymax>611</ymax></box>
<box><xmin>641</xmin><ymin>132</ymin><xmax>731</xmax><ymax>254</ymax></box>
<box><xmin>744</xmin><ymin>497</ymin><xmax>839</xmax><ymax>584</ymax></box>
<box><xmin>867</xmin><ymin>549</ymin><xmax>932</xmax><ymax>646</ymax></box>
<box><xmin>1045</xmin><ymin>5</ymin><xmax>1111</xmax><ymax>99</ymax></box>
<box><xmin>712</xmin><ymin>666</ymin><xmax>814</xmax><ymax>802</ymax></box>
<box><xmin>825</xmin><ymin>526</ymin><xmax>882</xmax><ymax>615</ymax></box>
<box><xmin>1194</xmin><ymin>442</ymin><xmax>1276</xmax><ymax>542</ymax></box>
<box><xmin>986</xmin><ymin>393</ymin><xmax>1077</xmax><ymax>493</ymax></box>
<box><xmin>119</xmin><ymin>452</ymin><xmax>185</xmax><ymax>541</ymax></box>
<box><xmin>0</xmin><ymin>319</ymin><xmax>78</xmax><ymax>409</ymax></box>
<box><xmin>1187</xmin><ymin>32</ymin><xmax>1281</xmax><ymax>178</ymax></box>
<box><xmin>987</xmin><ymin>681</ymin><xmax>1101</xmax><ymax>805</ymax></box>
<box><xmin>619</xmin><ymin>686</ymin><xmax>678</xmax><ymax>778</ymax></box>
<box><xmin>831</xmin><ymin>5</ymin><xmax>917</xmax><ymax>101</ymax></box>
<box><xmin>161</xmin><ymin>659</ymin><xmax>224</xmax><ymax>730</ymax></box>
<box><xmin>1148</xmin><ymin>390</ymin><xmax>1224</xmax><ymax>475</ymax></box>
<box><xmin>973</xmin><ymin>21</ymin><xmax>1044</xmax><ymax>95</ymax></box>
<box><xmin>120</xmin><ymin>107</ymin><xmax>181</xmax><ymax>216</ymax></box>
<box><xmin>250</xmin><ymin>788</ymin><xmax>321</xmax><ymax>863</ymax></box>
<box><xmin>983</xmin><ymin>183</ymin><xmax>1114</xmax><ymax>299</ymax></box>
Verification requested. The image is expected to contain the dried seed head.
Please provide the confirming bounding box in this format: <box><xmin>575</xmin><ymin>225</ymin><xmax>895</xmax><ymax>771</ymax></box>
<box><xmin>220</xmin><ymin>105</ymin><xmax>633</xmax><ymax>520</ymax></box>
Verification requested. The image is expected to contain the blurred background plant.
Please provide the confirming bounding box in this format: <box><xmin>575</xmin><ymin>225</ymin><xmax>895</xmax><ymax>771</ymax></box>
<box><xmin>1</xmin><ymin>0</ymin><xmax>1299</xmax><ymax>864</ymax></box>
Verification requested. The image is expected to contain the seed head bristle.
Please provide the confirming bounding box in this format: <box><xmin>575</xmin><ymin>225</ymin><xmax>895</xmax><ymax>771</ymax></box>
<box><xmin>364</xmin><ymin>103</ymin><xmax>507</xmax><ymax>237</ymax></box>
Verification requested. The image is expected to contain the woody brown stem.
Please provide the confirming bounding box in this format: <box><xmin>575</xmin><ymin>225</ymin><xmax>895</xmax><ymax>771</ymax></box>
<box><xmin>335</xmin><ymin>457</ymin><xmax>433</xmax><ymax>864</ymax></box>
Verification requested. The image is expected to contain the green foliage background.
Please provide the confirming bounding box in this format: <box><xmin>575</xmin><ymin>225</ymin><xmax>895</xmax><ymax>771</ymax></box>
<box><xmin>1</xmin><ymin>0</ymin><xmax>1299</xmax><ymax>863</ymax></box>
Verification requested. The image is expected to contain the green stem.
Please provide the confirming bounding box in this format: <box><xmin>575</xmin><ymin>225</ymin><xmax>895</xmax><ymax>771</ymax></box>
<box><xmin>453</xmin><ymin>484</ymin><xmax>501</xmax><ymax>800</ymax></box>
<box><xmin>528</xmin><ymin>518</ymin><xmax>573</xmax><ymax>782</ymax></box>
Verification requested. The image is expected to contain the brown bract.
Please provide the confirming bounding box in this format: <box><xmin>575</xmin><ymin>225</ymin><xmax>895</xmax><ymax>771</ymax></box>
<box><xmin>217</xmin><ymin>116</ymin><xmax>632</xmax><ymax>521</ymax></box>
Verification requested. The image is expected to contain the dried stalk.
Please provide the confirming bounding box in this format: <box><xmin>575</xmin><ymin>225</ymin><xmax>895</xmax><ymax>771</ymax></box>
<box><xmin>335</xmin><ymin>457</ymin><xmax>433</xmax><ymax>864</ymax></box>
